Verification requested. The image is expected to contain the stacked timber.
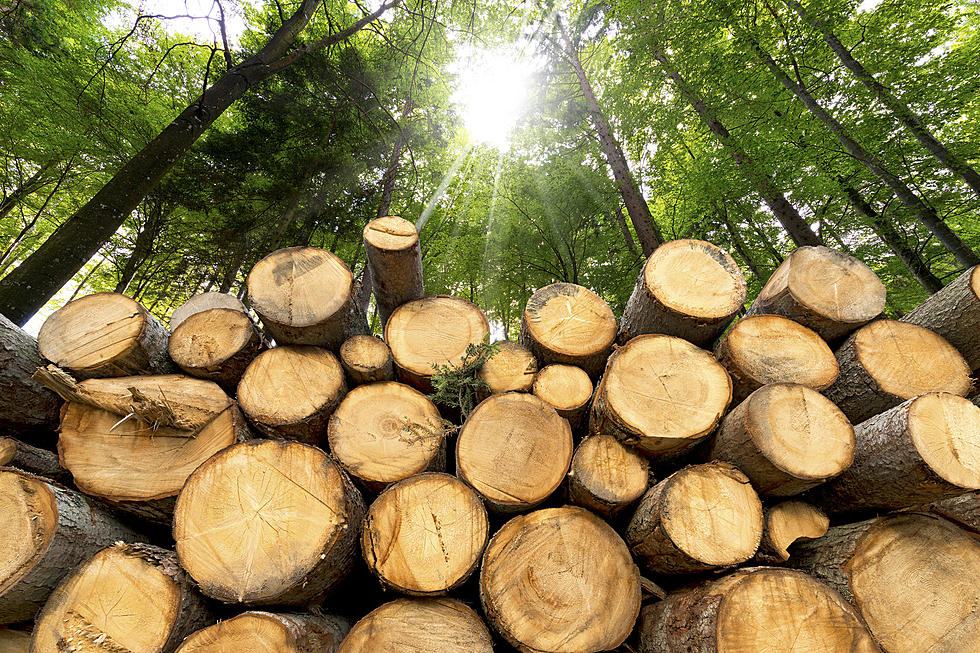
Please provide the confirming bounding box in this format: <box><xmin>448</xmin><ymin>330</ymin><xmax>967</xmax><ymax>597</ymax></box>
<box><xmin>168</xmin><ymin>303</ymin><xmax>263</xmax><ymax>391</ymax></box>
<box><xmin>0</xmin><ymin>314</ymin><xmax>61</xmax><ymax>440</ymax></box>
<box><xmin>532</xmin><ymin>362</ymin><xmax>592</xmax><ymax>427</ymax></box>
<box><xmin>176</xmin><ymin>612</ymin><xmax>349</xmax><ymax>653</ymax></box>
<box><xmin>476</xmin><ymin>339</ymin><xmax>536</xmax><ymax>395</ymax></box>
<box><xmin>362</xmin><ymin>216</ymin><xmax>424</xmax><ymax>327</ymax></box>
<box><xmin>901</xmin><ymin>265</ymin><xmax>980</xmax><ymax>370</ymax></box>
<box><xmin>338</xmin><ymin>334</ymin><xmax>394</xmax><ymax>385</ymax></box>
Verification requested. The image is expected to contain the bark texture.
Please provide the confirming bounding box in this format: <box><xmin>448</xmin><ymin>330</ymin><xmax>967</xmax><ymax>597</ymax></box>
<box><xmin>0</xmin><ymin>313</ymin><xmax>61</xmax><ymax>441</ymax></box>
<box><xmin>901</xmin><ymin>266</ymin><xmax>980</xmax><ymax>370</ymax></box>
<box><xmin>0</xmin><ymin>438</ymin><xmax>71</xmax><ymax>485</ymax></box>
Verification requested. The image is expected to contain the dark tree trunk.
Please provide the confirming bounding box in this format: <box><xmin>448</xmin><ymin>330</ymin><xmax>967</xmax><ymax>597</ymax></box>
<box><xmin>612</xmin><ymin>207</ymin><xmax>640</xmax><ymax>257</ymax></box>
<box><xmin>0</xmin><ymin>159</ymin><xmax>57</xmax><ymax>222</ymax></box>
<box><xmin>716</xmin><ymin>202</ymin><xmax>764</xmax><ymax>278</ymax></box>
<box><xmin>114</xmin><ymin>199</ymin><xmax>169</xmax><ymax>294</ymax></box>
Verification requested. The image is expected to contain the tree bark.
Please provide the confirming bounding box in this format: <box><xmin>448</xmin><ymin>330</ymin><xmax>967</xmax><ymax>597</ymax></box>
<box><xmin>900</xmin><ymin>266</ymin><xmax>980</xmax><ymax>370</ymax></box>
<box><xmin>0</xmin><ymin>313</ymin><xmax>62</xmax><ymax>443</ymax></box>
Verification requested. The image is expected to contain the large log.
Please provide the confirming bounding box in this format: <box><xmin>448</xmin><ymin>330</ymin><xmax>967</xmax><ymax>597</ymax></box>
<box><xmin>456</xmin><ymin>393</ymin><xmax>572</xmax><ymax>512</ymax></box>
<box><xmin>362</xmin><ymin>215</ymin><xmax>424</xmax><ymax>327</ymax></box>
<box><xmin>755</xmin><ymin>500</ymin><xmax>829</xmax><ymax>564</ymax></box>
<box><xmin>618</xmin><ymin>239</ymin><xmax>747</xmax><ymax>346</ymax></box>
<box><xmin>637</xmin><ymin>567</ymin><xmax>879</xmax><ymax>652</ymax></box>
<box><xmin>385</xmin><ymin>296</ymin><xmax>490</xmax><ymax>392</ymax></box>
<box><xmin>823</xmin><ymin>320</ymin><xmax>972</xmax><ymax>424</ymax></box>
<box><xmin>812</xmin><ymin>392</ymin><xmax>980</xmax><ymax>511</ymax></box>
<box><xmin>590</xmin><ymin>334</ymin><xmax>732</xmax><ymax>456</ymax></box>
<box><xmin>792</xmin><ymin>512</ymin><xmax>980</xmax><ymax>653</ymax></box>
<box><xmin>176</xmin><ymin>612</ymin><xmax>349</xmax><ymax>653</ymax></box>
<box><xmin>31</xmin><ymin>543</ymin><xmax>210</xmax><ymax>653</ymax></box>
<box><xmin>237</xmin><ymin>345</ymin><xmax>346</xmax><ymax>444</ymax></box>
<box><xmin>173</xmin><ymin>439</ymin><xmax>365</xmax><ymax>606</ymax></box>
<box><xmin>745</xmin><ymin>246</ymin><xmax>886</xmax><ymax>341</ymax></box>
<box><xmin>0</xmin><ymin>469</ymin><xmax>142</xmax><ymax>624</ymax></box>
<box><xmin>246</xmin><ymin>247</ymin><xmax>367</xmax><ymax>349</ymax></box>
<box><xmin>710</xmin><ymin>383</ymin><xmax>854</xmax><ymax>496</ymax></box>
<box><xmin>518</xmin><ymin>282</ymin><xmax>616</xmax><ymax>377</ymax></box>
<box><xmin>37</xmin><ymin>292</ymin><xmax>174</xmax><ymax>378</ymax></box>
<box><xmin>626</xmin><ymin>462</ymin><xmax>763</xmax><ymax>575</ymax></box>
<box><xmin>476</xmin><ymin>340</ymin><xmax>536</xmax><ymax>395</ymax></box>
<box><xmin>480</xmin><ymin>506</ymin><xmax>640</xmax><ymax>652</ymax></box>
<box><xmin>361</xmin><ymin>473</ymin><xmax>488</xmax><ymax>595</ymax></box>
<box><xmin>337</xmin><ymin>599</ymin><xmax>494</xmax><ymax>653</ymax></box>
<box><xmin>0</xmin><ymin>314</ymin><xmax>61</xmax><ymax>441</ymax></box>
<box><xmin>567</xmin><ymin>434</ymin><xmax>649</xmax><ymax>518</ymax></box>
<box><xmin>327</xmin><ymin>381</ymin><xmax>446</xmax><ymax>492</ymax></box>
<box><xmin>338</xmin><ymin>335</ymin><xmax>394</xmax><ymax>386</ymax></box>
<box><xmin>714</xmin><ymin>314</ymin><xmax>838</xmax><ymax>403</ymax></box>
<box><xmin>169</xmin><ymin>308</ymin><xmax>263</xmax><ymax>391</ymax></box>
<box><xmin>169</xmin><ymin>292</ymin><xmax>247</xmax><ymax>330</ymax></box>
<box><xmin>902</xmin><ymin>265</ymin><xmax>980</xmax><ymax>370</ymax></box>
<box><xmin>532</xmin><ymin>363</ymin><xmax>593</xmax><ymax>428</ymax></box>
<box><xmin>0</xmin><ymin>438</ymin><xmax>71</xmax><ymax>485</ymax></box>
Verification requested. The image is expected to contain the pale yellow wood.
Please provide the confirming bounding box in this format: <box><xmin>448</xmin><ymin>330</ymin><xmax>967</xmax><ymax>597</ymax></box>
<box><xmin>176</xmin><ymin>612</ymin><xmax>348</xmax><ymax>653</ymax></box>
<box><xmin>533</xmin><ymin>364</ymin><xmax>592</xmax><ymax>412</ymax></box>
<box><xmin>908</xmin><ymin>393</ymin><xmax>980</xmax><ymax>490</ymax></box>
<box><xmin>0</xmin><ymin>441</ymin><xmax>14</xmax><ymax>466</ymax></box>
<box><xmin>170</xmin><ymin>293</ymin><xmax>246</xmax><ymax>330</ymax></box>
<box><xmin>169</xmin><ymin>309</ymin><xmax>257</xmax><ymax>369</ymax></box>
<box><xmin>363</xmin><ymin>215</ymin><xmax>418</xmax><ymax>251</ymax></box>
<box><xmin>764</xmin><ymin>501</ymin><xmax>829</xmax><ymax>561</ymax></box>
<box><xmin>478</xmin><ymin>340</ymin><xmax>536</xmax><ymax>394</ymax></box>
<box><xmin>39</xmin><ymin>293</ymin><xmax>146</xmax><ymax>370</ymax></box>
<box><xmin>0</xmin><ymin>472</ymin><xmax>56</xmax><ymax>598</ymax></box>
<box><xmin>568</xmin><ymin>434</ymin><xmax>649</xmax><ymax>518</ymax></box>
<box><xmin>247</xmin><ymin>247</ymin><xmax>352</xmax><ymax>329</ymax></box>
<box><xmin>338</xmin><ymin>598</ymin><xmax>493</xmax><ymax>652</ymax></box>
<box><xmin>643</xmin><ymin>238</ymin><xmax>746</xmax><ymax>318</ymax></box>
<box><xmin>339</xmin><ymin>335</ymin><xmax>393</xmax><ymax>385</ymax></box>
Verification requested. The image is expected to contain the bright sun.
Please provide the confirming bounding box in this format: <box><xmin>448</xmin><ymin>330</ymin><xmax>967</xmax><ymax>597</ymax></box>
<box><xmin>453</xmin><ymin>48</ymin><xmax>533</xmax><ymax>149</ymax></box>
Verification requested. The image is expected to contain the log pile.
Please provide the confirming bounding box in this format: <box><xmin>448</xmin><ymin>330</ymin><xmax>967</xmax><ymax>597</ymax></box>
<box><xmin>3</xmin><ymin>228</ymin><xmax>980</xmax><ymax>653</ymax></box>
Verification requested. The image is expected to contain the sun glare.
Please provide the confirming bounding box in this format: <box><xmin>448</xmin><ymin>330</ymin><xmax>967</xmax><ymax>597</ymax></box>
<box><xmin>452</xmin><ymin>48</ymin><xmax>533</xmax><ymax>149</ymax></box>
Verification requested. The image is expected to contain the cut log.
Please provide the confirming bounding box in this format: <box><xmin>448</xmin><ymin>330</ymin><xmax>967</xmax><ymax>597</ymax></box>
<box><xmin>363</xmin><ymin>215</ymin><xmax>424</xmax><ymax>327</ymax></box>
<box><xmin>361</xmin><ymin>473</ymin><xmax>488</xmax><ymax>595</ymax></box>
<box><xmin>567</xmin><ymin>434</ymin><xmax>649</xmax><ymax>518</ymax></box>
<box><xmin>480</xmin><ymin>506</ymin><xmax>641</xmax><ymax>652</ymax></box>
<box><xmin>902</xmin><ymin>265</ymin><xmax>980</xmax><ymax>370</ymax></box>
<box><xmin>58</xmin><ymin>375</ymin><xmax>247</xmax><ymax>522</ymax></box>
<box><xmin>714</xmin><ymin>314</ymin><xmax>838</xmax><ymax>403</ymax></box>
<box><xmin>176</xmin><ymin>612</ymin><xmax>349</xmax><ymax>653</ymax></box>
<box><xmin>169</xmin><ymin>308</ymin><xmax>263</xmax><ymax>391</ymax></box>
<box><xmin>237</xmin><ymin>345</ymin><xmax>346</xmax><ymax>444</ymax></box>
<box><xmin>456</xmin><ymin>393</ymin><xmax>572</xmax><ymax>512</ymax></box>
<box><xmin>246</xmin><ymin>247</ymin><xmax>367</xmax><ymax>349</ymax></box>
<box><xmin>37</xmin><ymin>292</ymin><xmax>174</xmax><ymax>378</ymax></box>
<box><xmin>756</xmin><ymin>500</ymin><xmax>829</xmax><ymax>564</ymax></box>
<box><xmin>590</xmin><ymin>334</ymin><xmax>732</xmax><ymax>456</ymax></box>
<box><xmin>618</xmin><ymin>239</ymin><xmax>747</xmax><ymax>346</ymax></box>
<box><xmin>0</xmin><ymin>438</ymin><xmax>71</xmax><ymax>485</ymax></box>
<box><xmin>0</xmin><ymin>469</ymin><xmax>142</xmax><ymax>624</ymax></box>
<box><xmin>823</xmin><ymin>320</ymin><xmax>972</xmax><ymax>424</ymax></box>
<box><xmin>31</xmin><ymin>543</ymin><xmax>210</xmax><ymax>653</ymax></box>
<box><xmin>0</xmin><ymin>630</ymin><xmax>29</xmax><ymax>651</ymax></box>
<box><xmin>170</xmin><ymin>292</ymin><xmax>247</xmax><ymax>330</ymax></box>
<box><xmin>385</xmin><ymin>295</ymin><xmax>490</xmax><ymax>392</ymax></box>
<box><xmin>532</xmin><ymin>363</ymin><xmax>593</xmax><ymax>428</ymax></box>
<box><xmin>637</xmin><ymin>567</ymin><xmax>879</xmax><ymax>652</ymax></box>
<box><xmin>792</xmin><ymin>512</ymin><xmax>980</xmax><ymax>653</ymax></box>
<box><xmin>812</xmin><ymin>392</ymin><xmax>980</xmax><ymax>511</ymax></box>
<box><xmin>0</xmin><ymin>314</ymin><xmax>61</xmax><ymax>440</ymax></box>
<box><xmin>745</xmin><ymin>246</ymin><xmax>886</xmax><ymax>341</ymax></box>
<box><xmin>337</xmin><ymin>598</ymin><xmax>494</xmax><ymax>653</ymax></box>
<box><xmin>626</xmin><ymin>462</ymin><xmax>763</xmax><ymax>575</ymax></box>
<box><xmin>339</xmin><ymin>335</ymin><xmax>394</xmax><ymax>385</ymax></box>
<box><xmin>476</xmin><ymin>340</ymin><xmax>536</xmax><ymax>395</ymax></box>
<box><xmin>518</xmin><ymin>282</ymin><xmax>616</xmax><ymax>378</ymax></box>
<box><xmin>928</xmin><ymin>491</ymin><xmax>980</xmax><ymax>534</ymax></box>
<box><xmin>174</xmin><ymin>439</ymin><xmax>365</xmax><ymax>606</ymax></box>
<box><xmin>327</xmin><ymin>381</ymin><xmax>446</xmax><ymax>491</ymax></box>
<box><xmin>710</xmin><ymin>383</ymin><xmax>854</xmax><ymax>496</ymax></box>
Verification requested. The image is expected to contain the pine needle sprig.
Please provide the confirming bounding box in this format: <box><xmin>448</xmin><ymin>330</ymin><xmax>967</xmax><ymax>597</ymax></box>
<box><xmin>427</xmin><ymin>335</ymin><xmax>500</xmax><ymax>419</ymax></box>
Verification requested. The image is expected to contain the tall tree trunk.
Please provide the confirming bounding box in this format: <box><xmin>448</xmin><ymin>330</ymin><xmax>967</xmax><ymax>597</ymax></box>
<box><xmin>651</xmin><ymin>46</ymin><xmax>823</xmax><ymax>248</ymax></box>
<box><xmin>0</xmin><ymin>0</ymin><xmax>398</xmax><ymax>326</ymax></box>
<box><xmin>784</xmin><ymin>0</ymin><xmax>980</xmax><ymax>199</ymax></box>
<box><xmin>716</xmin><ymin>202</ymin><xmax>764</xmax><ymax>278</ymax></box>
<box><xmin>114</xmin><ymin>200</ymin><xmax>168</xmax><ymax>294</ymax></box>
<box><xmin>611</xmin><ymin>207</ymin><xmax>640</xmax><ymax>257</ymax></box>
<box><xmin>735</xmin><ymin>23</ymin><xmax>980</xmax><ymax>267</ymax></box>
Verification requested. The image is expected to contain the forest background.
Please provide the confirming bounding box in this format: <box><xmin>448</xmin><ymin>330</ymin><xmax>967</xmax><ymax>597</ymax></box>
<box><xmin>0</xmin><ymin>0</ymin><xmax>978</xmax><ymax>336</ymax></box>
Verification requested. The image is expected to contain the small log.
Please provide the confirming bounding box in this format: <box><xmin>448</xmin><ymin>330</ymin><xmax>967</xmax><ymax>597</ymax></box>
<box><xmin>385</xmin><ymin>296</ymin><xmax>490</xmax><ymax>392</ymax></box>
<box><xmin>339</xmin><ymin>335</ymin><xmax>394</xmax><ymax>385</ymax></box>
<box><xmin>37</xmin><ymin>292</ymin><xmax>174</xmax><ymax>378</ymax></box>
<box><xmin>567</xmin><ymin>434</ymin><xmax>649</xmax><ymax>518</ymax></box>
<box><xmin>31</xmin><ymin>543</ymin><xmax>210</xmax><ymax>653</ymax></box>
<box><xmin>590</xmin><ymin>334</ymin><xmax>732</xmax><ymax>456</ymax></box>
<box><xmin>927</xmin><ymin>490</ymin><xmax>980</xmax><ymax>534</ymax></box>
<box><xmin>532</xmin><ymin>363</ymin><xmax>593</xmax><ymax>428</ymax></box>
<box><xmin>363</xmin><ymin>215</ymin><xmax>424</xmax><ymax>327</ymax></box>
<box><xmin>337</xmin><ymin>599</ymin><xmax>494</xmax><ymax>653</ymax></box>
<box><xmin>237</xmin><ymin>345</ymin><xmax>346</xmax><ymax>444</ymax></box>
<box><xmin>902</xmin><ymin>265</ymin><xmax>980</xmax><ymax>370</ymax></box>
<box><xmin>792</xmin><ymin>512</ymin><xmax>980</xmax><ymax>653</ymax></box>
<box><xmin>176</xmin><ymin>612</ymin><xmax>349</xmax><ymax>653</ymax></box>
<box><xmin>618</xmin><ymin>239</ymin><xmax>747</xmax><ymax>346</ymax></box>
<box><xmin>0</xmin><ymin>469</ymin><xmax>142</xmax><ymax>624</ymax></box>
<box><xmin>637</xmin><ymin>567</ymin><xmax>879</xmax><ymax>652</ymax></box>
<box><xmin>456</xmin><ymin>393</ymin><xmax>572</xmax><ymax>512</ymax></box>
<box><xmin>174</xmin><ymin>439</ymin><xmax>365</xmax><ymax>606</ymax></box>
<box><xmin>745</xmin><ymin>246</ymin><xmax>886</xmax><ymax>341</ymax></box>
<box><xmin>0</xmin><ymin>314</ymin><xmax>61</xmax><ymax>441</ymax></box>
<box><xmin>812</xmin><ymin>392</ymin><xmax>980</xmax><ymax>511</ymax></box>
<box><xmin>169</xmin><ymin>292</ymin><xmax>247</xmax><ymax>330</ymax></box>
<box><xmin>714</xmin><ymin>314</ymin><xmax>838</xmax><ymax>403</ymax></box>
<box><xmin>710</xmin><ymin>383</ymin><xmax>854</xmax><ymax>496</ymax></box>
<box><xmin>755</xmin><ymin>500</ymin><xmax>829</xmax><ymax>564</ymax></box>
<box><xmin>168</xmin><ymin>308</ymin><xmax>263</xmax><ymax>391</ymax></box>
<box><xmin>480</xmin><ymin>506</ymin><xmax>641</xmax><ymax>652</ymax></box>
<box><xmin>518</xmin><ymin>282</ymin><xmax>617</xmax><ymax>378</ymax></box>
<box><xmin>361</xmin><ymin>473</ymin><xmax>488</xmax><ymax>595</ymax></box>
<box><xmin>327</xmin><ymin>382</ymin><xmax>446</xmax><ymax>491</ymax></box>
<box><xmin>0</xmin><ymin>437</ymin><xmax>71</xmax><ymax>485</ymax></box>
<box><xmin>626</xmin><ymin>462</ymin><xmax>763</xmax><ymax>575</ymax></box>
<box><xmin>246</xmin><ymin>247</ymin><xmax>367</xmax><ymax>349</ymax></box>
<box><xmin>476</xmin><ymin>340</ymin><xmax>536</xmax><ymax>395</ymax></box>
